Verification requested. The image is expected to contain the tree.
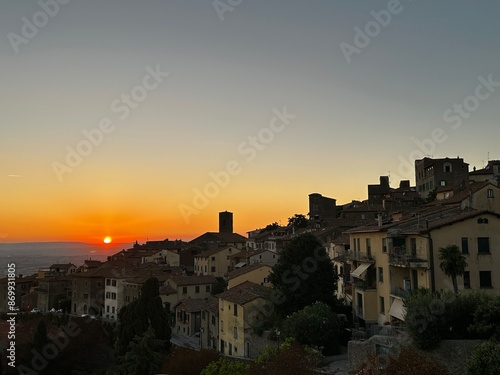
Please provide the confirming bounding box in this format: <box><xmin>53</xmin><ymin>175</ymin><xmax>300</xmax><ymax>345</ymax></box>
<box><xmin>116</xmin><ymin>277</ymin><xmax>171</xmax><ymax>355</ymax></box>
<box><xmin>438</xmin><ymin>244</ymin><xmax>467</xmax><ymax>294</ymax></box>
<box><xmin>269</xmin><ymin>234</ymin><xmax>337</xmax><ymax>317</ymax></box>
<box><xmin>282</xmin><ymin>301</ymin><xmax>341</xmax><ymax>355</ymax></box>
<box><xmin>161</xmin><ymin>347</ymin><xmax>220</xmax><ymax>375</ymax></box>
<box><xmin>201</xmin><ymin>358</ymin><xmax>250</xmax><ymax>375</ymax></box>
<box><xmin>250</xmin><ymin>338</ymin><xmax>321</xmax><ymax>375</ymax></box>
<box><xmin>261</xmin><ymin>222</ymin><xmax>280</xmax><ymax>232</ymax></box>
<box><xmin>115</xmin><ymin>325</ymin><xmax>166</xmax><ymax>375</ymax></box>
<box><xmin>33</xmin><ymin>320</ymin><xmax>49</xmax><ymax>351</ymax></box>
<box><xmin>354</xmin><ymin>347</ymin><xmax>450</xmax><ymax>375</ymax></box>
<box><xmin>467</xmin><ymin>341</ymin><xmax>500</xmax><ymax>375</ymax></box>
<box><xmin>404</xmin><ymin>289</ymin><xmax>450</xmax><ymax>350</ymax></box>
<box><xmin>211</xmin><ymin>277</ymin><xmax>227</xmax><ymax>296</ymax></box>
<box><xmin>288</xmin><ymin>214</ymin><xmax>308</xmax><ymax>228</ymax></box>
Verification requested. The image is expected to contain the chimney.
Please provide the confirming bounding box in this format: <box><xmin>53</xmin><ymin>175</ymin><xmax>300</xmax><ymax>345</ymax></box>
<box><xmin>219</xmin><ymin>211</ymin><xmax>233</xmax><ymax>233</ymax></box>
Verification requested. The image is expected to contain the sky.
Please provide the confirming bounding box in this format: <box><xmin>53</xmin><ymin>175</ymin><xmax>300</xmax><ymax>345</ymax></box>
<box><xmin>1</xmin><ymin>0</ymin><xmax>500</xmax><ymax>244</ymax></box>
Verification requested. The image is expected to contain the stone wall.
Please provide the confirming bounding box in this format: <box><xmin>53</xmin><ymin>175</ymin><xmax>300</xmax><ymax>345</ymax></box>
<box><xmin>348</xmin><ymin>335</ymin><xmax>484</xmax><ymax>374</ymax></box>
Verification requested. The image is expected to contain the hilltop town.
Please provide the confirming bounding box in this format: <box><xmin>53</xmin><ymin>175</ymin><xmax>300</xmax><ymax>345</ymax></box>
<box><xmin>2</xmin><ymin>156</ymin><xmax>500</xmax><ymax>374</ymax></box>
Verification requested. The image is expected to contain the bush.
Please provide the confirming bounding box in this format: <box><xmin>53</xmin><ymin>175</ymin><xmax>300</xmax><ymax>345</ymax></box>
<box><xmin>161</xmin><ymin>347</ymin><xmax>221</xmax><ymax>375</ymax></box>
<box><xmin>404</xmin><ymin>289</ymin><xmax>450</xmax><ymax>350</ymax></box>
<box><xmin>466</xmin><ymin>341</ymin><xmax>500</xmax><ymax>375</ymax></box>
<box><xmin>201</xmin><ymin>358</ymin><xmax>250</xmax><ymax>375</ymax></box>
<box><xmin>354</xmin><ymin>347</ymin><xmax>450</xmax><ymax>375</ymax></box>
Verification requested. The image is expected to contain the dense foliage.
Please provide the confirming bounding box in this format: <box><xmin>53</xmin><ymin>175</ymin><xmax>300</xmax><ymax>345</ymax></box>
<box><xmin>115</xmin><ymin>277</ymin><xmax>171</xmax><ymax>356</ymax></box>
<box><xmin>269</xmin><ymin>233</ymin><xmax>337</xmax><ymax>317</ymax></box>
<box><xmin>355</xmin><ymin>347</ymin><xmax>450</xmax><ymax>375</ymax></box>
<box><xmin>201</xmin><ymin>358</ymin><xmax>250</xmax><ymax>375</ymax></box>
<box><xmin>466</xmin><ymin>340</ymin><xmax>500</xmax><ymax>375</ymax></box>
<box><xmin>161</xmin><ymin>347</ymin><xmax>221</xmax><ymax>375</ymax></box>
<box><xmin>115</xmin><ymin>326</ymin><xmax>166</xmax><ymax>375</ymax></box>
<box><xmin>405</xmin><ymin>289</ymin><xmax>500</xmax><ymax>349</ymax></box>
<box><xmin>282</xmin><ymin>301</ymin><xmax>341</xmax><ymax>355</ymax></box>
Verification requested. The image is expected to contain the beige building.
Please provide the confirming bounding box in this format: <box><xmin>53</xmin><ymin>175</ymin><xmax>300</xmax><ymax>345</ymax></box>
<box><xmin>165</xmin><ymin>275</ymin><xmax>217</xmax><ymax>305</ymax></box>
<box><xmin>174</xmin><ymin>298</ymin><xmax>207</xmax><ymax>336</ymax></box>
<box><xmin>217</xmin><ymin>281</ymin><xmax>271</xmax><ymax>358</ymax></box>
<box><xmin>194</xmin><ymin>246</ymin><xmax>242</xmax><ymax>278</ymax></box>
<box><xmin>226</xmin><ymin>264</ymin><xmax>272</xmax><ymax>289</ymax></box>
<box><xmin>201</xmin><ymin>297</ymin><xmax>219</xmax><ymax>350</ymax></box>
<box><xmin>344</xmin><ymin>205</ymin><xmax>500</xmax><ymax>331</ymax></box>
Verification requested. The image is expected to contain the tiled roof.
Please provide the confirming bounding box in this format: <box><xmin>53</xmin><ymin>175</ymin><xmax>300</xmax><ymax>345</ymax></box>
<box><xmin>189</xmin><ymin>232</ymin><xmax>247</xmax><ymax>245</ymax></box>
<box><xmin>203</xmin><ymin>296</ymin><xmax>219</xmax><ymax>315</ymax></box>
<box><xmin>217</xmin><ymin>281</ymin><xmax>270</xmax><ymax>305</ymax></box>
<box><xmin>226</xmin><ymin>263</ymin><xmax>271</xmax><ymax>280</ymax></box>
<box><xmin>228</xmin><ymin>248</ymin><xmax>268</xmax><ymax>259</ymax></box>
<box><xmin>159</xmin><ymin>285</ymin><xmax>177</xmax><ymax>295</ymax></box>
<box><xmin>169</xmin><ymin>275</ymin><xmax>217</xmax><ymax>286</ymax></box>
<box><xmin>175</xmin><ymin>298</ymin><xmax>209</xmax><ymax>313</ymax></box>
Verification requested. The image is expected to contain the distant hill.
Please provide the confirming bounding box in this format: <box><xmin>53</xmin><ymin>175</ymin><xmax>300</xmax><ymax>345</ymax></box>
<box><xmin>0</xmin><ymin>242</ymin><xmax>127</xmax><ymax>257</ymax></box>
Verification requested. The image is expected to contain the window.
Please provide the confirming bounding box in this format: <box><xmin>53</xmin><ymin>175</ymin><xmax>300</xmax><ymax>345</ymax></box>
<box><xmin>112</xmin><ymin>280</ymin><xmax>116</xmax><ymax>287</ymax></box>
<box><xmin>211</xmin><ymin>256</ymin><xmax>215</xmax><ymax>261</ymax></box>
<box><xmin>410</xmin><ymin>238</ymin><xmax>417</xmax><ymax>256</ymax></box>
<box><xmin>378</xmin><ymin>267</ymin><xmax>384</xmax><ymax>283</ymax></box>
<box><xmin>353</xmin><ymin>238</ymin><xmax>357</xmax><ymax>251</ymax></box>
<box><xmin>206</xmin><ymin>285</ymin><xmax>211</xmax><ymax>292</ymax></box>
<box><xmin>112</xmin><ymin>293</ymin><xmax>116</xmax><ymax>300</ymax></box>
<box><xmin>182</xmin><ymin>287</ymin><xmax>187</xmax><ymax>294</ymax></box>
<box><xmin>379</xmin><ymin>296</ymin><xmax>385</xmax><ymax>314</ymax></box>
<box><xmin>195</xmin><ymin>286</ymin><xmax>200</xmax><ymax>293</ymax></box>
<box><xmin>382</xmin><ymin>238</ymin><xmax>387</xmax><ymax>253</ymax></box>
<box><xmin>221</xmin><ymin>320</ymin><xmax>223</xmax><ymax>332</ymax></box>
<box><xmin>366</xmin><ymin>238</ymin><xmax>371</xmax><ymax>255</ymax></box>
<box><xmin>125</xmin><ymin>296</ymin><xmax>130</xmax><ymax>303</ymax></box>
<box><xmin>440</xmin><ymin>180</ymin><xmax>446</xmax><ymax>186</ymax></box>
<box><xmin>211</xmin><ymin>266</ymin><xmax>216</xmax><ymax>273</ymax></box>
<box><xmin>112</xmin><ymin>307</ymin><xmax>115</xmax><ymax>313</ymax></box>
<box><xmin>105</xmin><ymin>292</ymin><xmax>110</xmax><ymax>299</ymax></box>
<box><xmin>487</xmin><ymin>189</ymin><xmax>494</xmax><ymax>198</ymax></box>
<box><xmin>212</xmin><ymin>315</ymin><xmax>216</xmax><ymax>325</ymax></box>
<box><xmin>204</xmin><ymin>266</ymin><xmax>207</xmax><ymax>273</ymax></box>
<box><xmin>461</xmin><ymin>237</ymin><xmax>469</xmax><ymax>254</ymax></box>
<box><xmin>478</xmin><ymin>237</ymin><xmax>490</xmax><ymax>253</ymax></box>
<box><xmin>463</xmin><ymin>271</ymin><xmax>470</xmax><ymax>289</ymax></box>
<box><xmin>83</xmin><ymin>293</ymin><xmax>88</xmax><ymax>299</ymax></box>
<box><xmin>234</xmin><ymin>327</ymin><xmax>238</xmax><ymax>339</ymax></box>
<box><xmin>106</xmin><ymin>306</ymin><xmax>110</xmax><ymax>313</ymax></box>
<box><xmin>479</xmin><ymin>271</ymin><xmax>492</xmax><ymax>288</ymax></box>
<box><xmin>356</xmin><ymin>238</ymin><xmax>361</xmax><ymax>253</ymax></box>
<box><xmin>444</xmin><ymin>163</ymin><xmax>452</xmax><ymax>172</ymax></box>
<box><xmin>234</xmin><ymin>304</ymin><xmax>238</xmax><ymax>316</ymax></box>
<box><xmin>106</xmin><ymin>279</ymin><xmax>111</xmax><ymax>286</ymax></box>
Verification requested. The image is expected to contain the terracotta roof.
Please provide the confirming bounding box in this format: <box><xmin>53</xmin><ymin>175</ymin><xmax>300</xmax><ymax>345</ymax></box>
<box><xmin>175</xmin><ymin>298</ymin><xmax>209</xmax><ymax>313</ymax></box>
<box><xmin>203</xmin><ymin>296</ymin><xmax>219</xmax><ymax>315</ymax></box>
<box><xmin>159</xmin><ymin>285</ymin><xmax>177</xmax><ymax>295</ymax></box>
<box><xmin>226</xmin><ymin>263</ymin><xmax>272</xmax><ymax>280</ymax></box>
<box><xmin>217</xmin><ymin>281</ymin><xmax>270</xmax><ymax>305</ymax></box>
<box><xmin>169</xmin><ymin>275</ymin><xmax>217</xmax><ymax>286</ymax></box>
<box><xmin>424</xmin><ymin>210</ymin><xmax>500</xmax><ymax>232</ymax></box>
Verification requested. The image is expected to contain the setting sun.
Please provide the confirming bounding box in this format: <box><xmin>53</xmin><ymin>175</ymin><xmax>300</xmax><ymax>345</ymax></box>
<box><xmin>103</xmin><ymin>236</ymin><xmax>112</xmax><ymax>244</ymax></box>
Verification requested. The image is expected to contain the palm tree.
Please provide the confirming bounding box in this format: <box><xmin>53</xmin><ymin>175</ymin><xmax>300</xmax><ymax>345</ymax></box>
<box><xmin>438</xmin><ymin>244</ymin><xmax>467</xmax><ymax>294</ymax></box>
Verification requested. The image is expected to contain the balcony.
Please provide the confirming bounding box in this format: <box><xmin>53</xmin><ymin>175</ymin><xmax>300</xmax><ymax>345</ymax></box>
<box><xmin>390</xmin><ymin>286</ymin><xmax>411</xmax><ymax>299</ymax></box>
<box><xmin>388</xmin><ymin>253</ymin><xmax>428</xmax><ymax>268</ymax></box>
<box><xmin>346</xmin><ymin>250</ymin><xmax>375</xmax><ymax>263</ymax></box>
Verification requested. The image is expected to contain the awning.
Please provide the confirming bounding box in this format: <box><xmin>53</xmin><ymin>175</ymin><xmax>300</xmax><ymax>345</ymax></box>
<box><xmin>235</xmin><ymin>262</ymin><xmax>247</xmax><ymax>269</ymax></box>
<box><xmin>351</xmin><ymin>263</ymin><xmax>371</xmax><ymax>278</ymax></box>
<box><xmin>389</xmin><ymin>298</ymin><xmax>406</xmax><ymax>321</ymax></box>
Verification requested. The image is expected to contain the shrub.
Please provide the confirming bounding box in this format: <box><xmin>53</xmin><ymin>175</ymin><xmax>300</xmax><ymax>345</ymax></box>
<box><xmin>466</xmin><ymin>341</ymin><xmax>500</xmax><ymax>375</ymax></box>
<box><xmin>201</xmin><ymin>358</ymin><xmax>250</xmax><ymax>375</ymax></box>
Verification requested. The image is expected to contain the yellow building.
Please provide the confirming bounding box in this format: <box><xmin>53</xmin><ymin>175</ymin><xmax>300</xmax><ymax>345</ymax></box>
<box><xmin>194</xmin><ymin>246</ymin><xmax>242</xmax><ymax>278</ymax></box>
<box><xmin>217</xmin><ymin>281</ymin><xmax>271</xmax><ymax>358</ymax></box>
<box><xmin>226</xmin><ymin>263</ymin><xmax>272</xmax><ymax>289</ymax></box>
<box><xmin>345</xmin><ymin>205</ymin><xmax>500</xmax><ymax>331</ymax></box>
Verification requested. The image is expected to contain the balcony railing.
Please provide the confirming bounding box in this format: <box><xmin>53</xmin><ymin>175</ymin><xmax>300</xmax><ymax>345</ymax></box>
<box><xmin>388</xmin><ymin>253</ymin><xmax>428</xmax><ymax>268</ymax></box>
<box><xmin>346</xmin><ymin>250</ymin><xmax>375</xmax><ymax>263</ymax></box>
<box><xmin>390</xmin><ymin>286</ymin><xmax>412</xmax><ymax>299</ymax></box>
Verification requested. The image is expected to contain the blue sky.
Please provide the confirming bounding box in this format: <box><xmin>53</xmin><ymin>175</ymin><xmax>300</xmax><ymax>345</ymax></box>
<box><xmin>1</xmin><ymin>0</ymin><xmax>499</xmax><ymax>241</ymax></box>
